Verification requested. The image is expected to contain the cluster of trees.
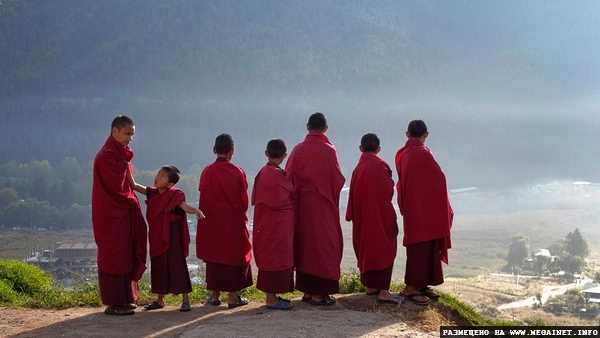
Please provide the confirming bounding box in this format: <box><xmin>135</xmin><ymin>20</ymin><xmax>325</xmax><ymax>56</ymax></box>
<box><xmin>0</xmin><ymin>158</ymin><xmax>199</xmax><ymax>230</ymax></box>
<box><xmin>542</xmin><ymin>289</ymin><xmax>598</xmax><ymax>317</ymax></box>
<box><xmin>505</xmin><ymin>229</ymin><xmax>591</xmax><ymax>277</ymax></box>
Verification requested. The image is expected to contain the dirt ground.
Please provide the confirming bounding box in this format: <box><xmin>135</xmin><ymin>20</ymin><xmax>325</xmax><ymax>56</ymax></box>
<box><xmin>0</xmin><ymin>294</ymin><xmax>467</xmax><ymax>337</ymax></box>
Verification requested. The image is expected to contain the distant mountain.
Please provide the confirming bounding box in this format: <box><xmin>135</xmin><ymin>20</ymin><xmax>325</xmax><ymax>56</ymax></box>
<box><xmin>1</xmin><ymin>1</ymin><xmax>600</xmax><ymax>187</ymax></box>
<box><xmin>2</xmin><ymin>0</ymin><xmax>598</xmax><ymax>99</ymax></box>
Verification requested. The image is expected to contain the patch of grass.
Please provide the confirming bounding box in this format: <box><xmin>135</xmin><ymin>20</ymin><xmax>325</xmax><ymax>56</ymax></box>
<box><xmin>339</xmin><ymin>269</ymin><xmax>366</xmax><ymax>294</ymax></box>
<box><xmin>391</xmin><ymin>281</ymin><xmax>405</xmax><ymax>292</ymax></box>
<box><xmin>0</xmin><ymin>260</ymin><xmax>52</xmax><ymax>296</ymax></box>
<box><xmin>68</xmin><ymin>282</ymin><xmax>102</xmax><ymax>307</ymax></box>
<box><xmin>0</xmin><ymin>278</ymin><xmax>19</xmax><ymax>304</ymax></box>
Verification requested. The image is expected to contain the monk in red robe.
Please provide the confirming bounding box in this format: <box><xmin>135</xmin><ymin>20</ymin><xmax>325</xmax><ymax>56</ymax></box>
<box><xmin>286</xmin><ymin>112</ymin><xmax>345</xmax><ymax>306</ymax></box>
<box><xmin>196</xmin><ymin>134</ymin><xmax>253</xmax><ymax>309</ymax></box>
<box><xmin>127</xmin><ymin>165</ymin><xmax>205</xmax><ymax>312</ymax></box>
<box><xmin>92</xmin><ymin>115</ymin><xmax>147</xmax><ymax>315</ymax></box>
<box><xmin>252</xmin><ymin>139</ymin><xmax>294</xmax><ymax>310</ymax></box>
<box><xmin>395</xmin><ymin>120</ymin><xmax>453</xmax><ymax>306</ymax></box>
<box><xmin>346</xmin><ymin>133</ymin><xmax>401</xmax><ymax>304</ymax></box>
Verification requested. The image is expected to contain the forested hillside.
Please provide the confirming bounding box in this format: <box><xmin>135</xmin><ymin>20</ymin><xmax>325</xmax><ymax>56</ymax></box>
<box><xmin>1</xmin><ymin>0</ymin><xmax>425</xmax><ymax>96</ymax></box>
<box><xmin>3</xmin><ymin>1</ymin><xmax>597</xmax><ymax>98</ymax></box>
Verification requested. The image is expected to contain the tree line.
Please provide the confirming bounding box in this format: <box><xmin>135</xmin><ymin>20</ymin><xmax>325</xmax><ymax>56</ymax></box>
<box><xmin>506</xmin><ymin>228</ymin><xmax>591</xmax><ymax>277</ymax></box>
<box><xmin>0</xmin><ymin>158</ymin><xmax>200</xmax><ymax>230</ymax></box>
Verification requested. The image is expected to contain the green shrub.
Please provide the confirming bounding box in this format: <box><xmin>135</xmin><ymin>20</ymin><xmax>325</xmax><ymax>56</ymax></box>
<box><xmin>339</xmin><ymin>270</ymin><xmax>366</xmax><ymax>294</ymax></box>
<box><xmin>391</xmin><ymin>281</ymin><xmax>405</xmax><ymax>292</ymax></box>
<box><xmin>0</xmin><ymin>278</ymin><xmax>19</xmax><ymax>304</ymax></box>
<box><xmin>0</xmin><ymin>260</ymin><xmax>52</xmax><ymax>296</ymax></box>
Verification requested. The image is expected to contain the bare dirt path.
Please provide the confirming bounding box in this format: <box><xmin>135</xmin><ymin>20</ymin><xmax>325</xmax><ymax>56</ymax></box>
<box><xmin>0</xmin><ymin>295</ymin><xmax>458</xmax><ymax>337</ymax></box>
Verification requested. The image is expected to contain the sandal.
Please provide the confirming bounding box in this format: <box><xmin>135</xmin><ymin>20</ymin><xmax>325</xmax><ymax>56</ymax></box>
<box><xmin>277</xmin><ymin>296</ymin><xmax>291</xmax><ymax>303</ymax></box>
<box><xmin>267</xmin><ymin>297</ymin><xmax>294</xmax><ymax>310</ymax></box>
<box><xmin>179</xmin><ymin>302</ymin><xmax>191</xmax><ymax>312</ymax></box>
<box><xmin>206</xmin><ymin>296</ymin><xmax>221</xmax><ymax>306</ymax></box>
<box><xmin>144</xmin><ymin>301</ymin><xmax>165</xmax><ymax>310</ymax></box>
<box><xmin>309</xmin><ymin>295</ymin><xmax>336</xmax><ymax>306</ymax></box>
<box><xmin>104</xmin><ymin>306</ymin><xmax>135</xmax><ymax>315</ymax></box>
<box><xmin>419</xmin><ymin>287</ymin><xmax>440</xmax><ymax>299</ymax></box>
<box><xmin>228</xmin><ymin>295</ymin><xmax>249</xmax><ymax>309</ymax></box>
<box><xmin>400</xmin><ymin>292</ymin><xmax>430</xmax><ymax>306</ymax></box>
<box><xmin>365</xmin><ymin>289</ymin><xmax>380</xmax><ymax>296</ymax></box>
<box><xmin>301</xmin><ymin>294</ymin><xmax>311</xmax><ymax>302</ymax></box>
<box><xmin>377</xmin><ymin>294</ymin><xmax>405</xmax><ymax>305</ymax></box>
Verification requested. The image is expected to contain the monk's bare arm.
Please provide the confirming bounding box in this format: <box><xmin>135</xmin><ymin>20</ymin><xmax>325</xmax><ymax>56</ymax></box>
<box><xmin>126</xmin><ymin>166</ymin><xmax>147</xmax><ymax>195</ymax></box>
<box><xmin>179</xmin><ymin>202</ymin><xmax>205</xmax><ymax>219</ymax></box>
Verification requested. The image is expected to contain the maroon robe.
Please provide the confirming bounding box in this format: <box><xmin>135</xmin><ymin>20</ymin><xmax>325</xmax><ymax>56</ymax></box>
<box><xmin>286</xmin><ymin>131</ymin><xmax>345</xmax><ymax>283</ymax></box>
<box><xmin>252</xmin><ymin>163</ymin><xmax>295</xmax><ymax>293</ymax></box>
<box><xmin>145</xmin><ymin>187</ymin><xmax>189</xmax><ymax>258</ymax></box>
<box><xmin>346</xmin><ymin>152</ymin><xmax>398</xmax><ymax>277</ymax></box>
<box><xmin>395</xmin><ymin>137</ymin><xmax>452</xmax><ymax>261</ymax></box>
<box><xmin>146</xmin><ymin>187</ymin><xmax>191</xmax><ymax>295</ymax></box>
<box><xmin>196</xmin><ymin>157</ymin><xmax>252</xmax><ymax>266</ymax></box>
<box><xmin>252</xmin><ymin>163</ymin><xmax>294</xmax><ymax>271</ymax></box>
<box><xmin>92</xmin><ymin>135</ymin><xmax>147</xmax><ymax>305</ymax></box>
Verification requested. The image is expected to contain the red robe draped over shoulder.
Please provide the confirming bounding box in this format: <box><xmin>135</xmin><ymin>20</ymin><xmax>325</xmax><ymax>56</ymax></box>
<box><xmin>92</xmin><ymin>136</ymin><xmax>147</xmax><ymax>281</ymax></box>
<box><xmin>196</xmin><ymin>158</ymin><xmax>252</xmax><ymax>266</ymax></box>
<box><xmin>251</xmin><ymin>163</ymin><xmax>294</xmax><ymax>271</ymax></box>
<box><xmin>285</xmin><ymin>132</ymin><xmax>345</xmax><ymax>280</ymax></box>
<box><xmin>346</xmin><ymin>152</ymin><xmax>398</xmax><ymax>273</ymax></box>
<box><xmin>395</xmin><ymin>137</ymin><xmax>453</xmax><ymax>263</ymax></box>
<box><xmin>145</xmin><ymin>187</ymin><xmax>190</xmax><ymax>258</ymax></box>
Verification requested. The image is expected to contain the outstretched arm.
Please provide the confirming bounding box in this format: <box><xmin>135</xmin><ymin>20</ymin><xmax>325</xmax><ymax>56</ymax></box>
<box><xmin>126</xmin><ymin>166</ymin><xmax>147</xmax><ymax>195</ymax></box>
<box><xmin>178</xmin><ymin>201</ymin><xmax>205</xmax><ymax>219</ymax></box>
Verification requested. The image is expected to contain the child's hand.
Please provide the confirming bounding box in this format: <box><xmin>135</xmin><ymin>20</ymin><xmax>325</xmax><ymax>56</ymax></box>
<box><xmin>195</xmin><ymin>209</ymin><xmax>206</xmax><ymax>219</ymax></box>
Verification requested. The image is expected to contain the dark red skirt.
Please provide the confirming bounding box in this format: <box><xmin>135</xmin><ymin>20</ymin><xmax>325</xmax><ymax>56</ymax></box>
<box><xmin>150</xmin><ymin>221</ymin><xmax>192</xmax><ymax>295</ymax></box>
<box><xmin>205</xmin><ymin>261</ymin><xmax>253</xmax><ymax>292</ymax></box>
<box><xmin>256</xmin><ymin>268</ymin><xmax>294</xmax><ymax>294</ymax></box>
<box><xmin>404</xmin><ymin>239</ymin><xmax>444</xmax><ymax>289</ymax></box>
<box><xmin>295</xmin><ymin>271</ymin><xmax>339</xmax><ymax>295</ymax></box>
<box><xmin>360</xmin><ymin>265</ymin><xmax>393</xmax><ymax>290</ymax></box>
<box><xmin>98</xmin><ymin>271</ymin><xmax>138</xmax><ymax>306</ymax></box>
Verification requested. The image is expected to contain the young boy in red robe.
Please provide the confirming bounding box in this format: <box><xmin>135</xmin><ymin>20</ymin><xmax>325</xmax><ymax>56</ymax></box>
<box><xmin>92</xmin><ymin>115</ymin><xmax>147</xmax><ymax>316</ymax></box>
<box><xmin>346</xmin><ymin>133</ymin><xmax>402</xmax><ymax>305</ymax></box>
<box><xmin>127</xmin><ymin>165</ymin><xmax>204</xmax><ymax>312</ymax></box>
<box><xmin>252</xmin><ymin>139</ymin><xmax>294</xmax><ymax>310</ymax></box>
<box><xmin>286</xmin><ymin>112</ymin><xmax>345</xmax><ymax>306</ymax></box>
<box><xmin>395</xmin><ymin>120</ymin><xmax>453</xmax><ymax>306</ymax></box>
<box><xmin>196</xmin><ymin>133</ymin><xmax>253</xmax><ymax>309</ymax></box>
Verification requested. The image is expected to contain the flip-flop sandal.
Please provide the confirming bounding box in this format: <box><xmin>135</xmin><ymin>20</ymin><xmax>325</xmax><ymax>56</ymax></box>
<box><xmin>267</xmin><ymin>298</ymin><xmax>294</xmax><ymax>310</ymax></box>
<box><xmin>179</xmin><ymin>302</ymin><xmax>191</xmax><ymax>312</ymax></box>
<box><xmin>144</xmin><ymin>301</ymin><xmax>165</xmax><ymax>310</ymax></box>
<box><xmin>365</xmin><ymin>289</ymin><xmax>380</xmax><ymax>296</ymax></box>
<box><xmin>277</xmin><ymin>296</ymin><xmax>291</xmax><ymax>303</ymax></box>
<box><xmin>228</xmin><ymin>295</ymin><xmax>249</xmax><ymax>309</ymax></box>
<box><xmin>377</xmin><ymin>294</ymin><xmax>406</xmax><ymax>305</ymax></box>
<box><xmin>309</xmin><ymin>295</ymin><xmax>336</xmax><ymax>306</ymax></box>
<box><xmin>401</xmin><ymin>292</ymin><xmax>430</xmax><ymax>306</ymax></box>
<box><xmin>419</xmin><ymin>287</ymin><xmax>441</xmax><ymax>299</ymax></box>
<box><xmin>301</xmin><ymin>295</ymin><xmax>311</xmax><ymax>302</ymax></box>
<box><xmin>105</xmin><ymin>306</ymin><xmax>135</xmax><ymax>315</ymax></box>
<box><xmin>206</xmin><ymin>296</ymin><xmax>221</xmax><ymax>306</ymax></box>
